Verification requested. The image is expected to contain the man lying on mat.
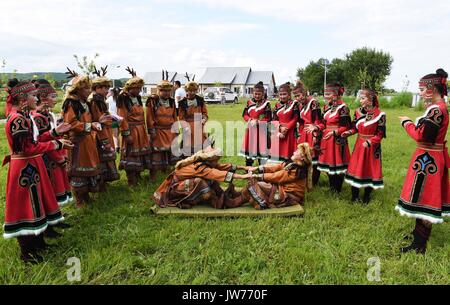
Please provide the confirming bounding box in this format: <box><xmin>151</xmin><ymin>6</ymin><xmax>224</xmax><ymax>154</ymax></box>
<box><xmin>242</xmin><ymin>143</ymin><xmax>313</xmax><ymax>210</ymax></box>
<box><xmin>153</xmin><ymin>146</ymin><xmax>251</xmax><ymax>209</ymax></box>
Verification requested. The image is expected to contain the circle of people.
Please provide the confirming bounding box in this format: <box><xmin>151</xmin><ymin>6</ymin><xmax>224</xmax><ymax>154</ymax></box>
<box><xmin>2</xmin><ymin>66</ymin><xmax>449</xmax><ymax>262</ymax></box>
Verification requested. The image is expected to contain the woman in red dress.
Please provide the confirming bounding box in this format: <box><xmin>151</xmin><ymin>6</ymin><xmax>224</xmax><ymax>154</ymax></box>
<box><xmin>240</xmin><ymin>81</ymin><xmax>271</xmax><ymax>166</ymax></box>
<box><xmin>294</xmin><ymin>81</ymin><xmax>322</xmax><ymax>186</ymax></box>
<box><xmin>397</xmin><ymin>69</ymin><xmax>449</xmax><ymax>254</ymax></box>
<box><xmin>269</xmin><ymin>83</ymin><xmax>299</xmax><ymax>162</ymax></box>
<box><xmin>316</xmin><ymin>83</ymin><xmax>351</xmax><ymax>193</ymax></box>
<box><xmin>343</xmin><ymin>89</ymin><xmax>386</xmax><ymax>203</ymax></box>
<box><xmin>33</xmin><ymin>80</ymin><xmax>73</xmax><ymax>207</ymax></box>
<box><xmin>3</xmin><ymin>81</ymin><xmax>72</xmax><ymax>263</ymax></box>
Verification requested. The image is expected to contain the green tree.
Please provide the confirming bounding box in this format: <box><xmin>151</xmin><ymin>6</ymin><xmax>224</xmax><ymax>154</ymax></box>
<box><xmin>343</xmin><ymin>47</ymin><xmax>393</xmax><ymax>94</ymax></box>
<box><xmin>296</xmin><ymin>58</ymin><xmax>327</xmax><ymax>94</ymax></box>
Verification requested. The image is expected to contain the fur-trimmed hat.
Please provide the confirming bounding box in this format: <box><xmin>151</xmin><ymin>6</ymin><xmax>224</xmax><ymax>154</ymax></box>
<box><xmin>158</xmin><ymin>80</ymin><xmax>174</xmax><ymax>91</ymax></box>
<box><xmin>185</xmin><ymin>81</ymin><xmax>199</xmax><ymax>91</ymax></box>
<box><xmin>123</xmin><ymin>66</ymin><xmax>145</xmax><ymax>92</ymax></box>
<box><xmin>91</xmin><ymin>66</ymin><xmax>112</xmax><ymax>89</ymax></box>
<box><xmin>64</xmin><ymin>67</ymin><xmax>91</xmax><ymax>96</ymax></box>
<box><xmin>175</xmin><ymin>146</ymin><xmax>223</xmax><ymax>169</ymax></box>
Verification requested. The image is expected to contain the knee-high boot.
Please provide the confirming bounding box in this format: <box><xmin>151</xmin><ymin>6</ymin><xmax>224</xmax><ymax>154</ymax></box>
<box><xmin>312</xmin><ymin>166</ymin><xmax>320</xmax><ymax>186</ymax></box>
<box><xmin>401</xmin><ymin>219</ymin><xmax>431</xmax><ymax>254</ymax></box>
<box><xmin>362</xmin><ymin>187</ymin><xmax>373</xmax><ymax>204</ymax></box>
<box><xmin>351</xmin><ymin>186</ymin><xmax>360</xmax><ymax>202</ymax></box>
<box><xmin>17</xmin><ymin>235</ymin><xmax>43</xmax><ymax>263</ymax></box>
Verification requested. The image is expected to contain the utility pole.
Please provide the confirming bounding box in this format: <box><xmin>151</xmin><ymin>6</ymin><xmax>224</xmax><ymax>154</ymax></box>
<box><xmin>319</xmin><ymin>59</ymin><xmax>329</xmax><ymax>94</ymax></box>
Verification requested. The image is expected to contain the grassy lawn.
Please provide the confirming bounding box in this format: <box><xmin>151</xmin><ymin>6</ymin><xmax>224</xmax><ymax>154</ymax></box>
<box><xmin>0</xmin><ymin>104</ymin><xmax>449</xmax><ymax>284</ymax></box>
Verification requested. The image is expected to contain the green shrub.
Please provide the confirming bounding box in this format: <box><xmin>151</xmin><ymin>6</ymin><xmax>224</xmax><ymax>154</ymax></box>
<box><xmin>390</xmin><ymin>92</ymin><xmax>413</xmax><ymax>108</ymax></box>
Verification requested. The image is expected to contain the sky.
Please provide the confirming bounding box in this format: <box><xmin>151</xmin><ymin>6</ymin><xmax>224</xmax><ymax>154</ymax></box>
<box><xmin>0</xmin><ymin>0</ymin><xmax>449</xmax><ymax>92</ymax></box>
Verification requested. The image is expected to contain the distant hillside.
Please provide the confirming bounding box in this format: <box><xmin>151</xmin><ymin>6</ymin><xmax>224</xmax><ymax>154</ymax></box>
<box><xmin>0</xmin><ymin>72</ymin><xmax>68</xmax><ymax>81</ymax></box>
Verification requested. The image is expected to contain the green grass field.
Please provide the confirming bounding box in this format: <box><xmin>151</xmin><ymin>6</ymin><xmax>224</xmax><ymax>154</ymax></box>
<box><xmin>0</xmin><ymin>104</ymin><xmax>449</xmax><ymax>285</ymax></box>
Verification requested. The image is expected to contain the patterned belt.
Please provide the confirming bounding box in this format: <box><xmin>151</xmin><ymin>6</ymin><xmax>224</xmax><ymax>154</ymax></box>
<box><xmin>325</xmin><ymin>125</ymin><xmax>339</xmax><ymax>131</ymax></box>
<box><xmin>417</xmin><ymin>142</ymin><xmax>444</xmax><ymax>151</ymax></box>
<box><xmin>128</xmin><ymin>121</ymin><xmax>145</xmax><ymax>126</ymax></box>
<box><xmin>358</xmin><ymin>134</ymin><xmax>374</xmax><ymax>140</ymax></box>
<box><xmin>11</xmin><ymin>154</ymin><xmax>43</xmax><ymax>160</ymax></box>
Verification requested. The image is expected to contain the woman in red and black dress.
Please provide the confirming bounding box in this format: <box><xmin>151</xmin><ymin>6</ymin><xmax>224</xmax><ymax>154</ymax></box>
<box><xmin>316</xmin><ymin>83</ymin><xmax>351</xmax><ymax>192</ymax></box>
<box><xmin>240</xmin><ymin>81</ymin><xmax>272</xmax><ymax>166</ymax></box>
<box><xmin>397</xmin><ymin>69</ymin><xmax>449</xmax><ymax>254</ymax></box>
<box><xmin>269</xmin><ymin>83</ymin><xmax>298</xmax><ymax>163</ymax></box>
<box><xmin>343</xmin><ymin>89</ymin><xmax>386</xmax><ymax>203</ymax></box>
<box><xmin>294</xmin><ymin>80</ymin><xmax>322</xmax><ymax>186</ymax></box>
<box><xmin>33</xmin><ymin>80</ymin><xmax>73</xmax><ymax>207</ymax></box>
<box><xmin>3</xmin><ymin>81</ymin><xmax>72</xmax><ymax>263</ymax></box>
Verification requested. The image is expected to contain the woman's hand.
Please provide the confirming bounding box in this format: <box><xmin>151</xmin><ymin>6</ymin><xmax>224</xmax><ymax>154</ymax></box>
<box><xmin>55</xmin><ymin>122</ymin><xmax>71</xmax><ymax>135</ymax></box>
<box><xmin>243</xmin><ymin>166</ymin><xmax>258</xmax><ymax>172</ymax></box>
<box><xmin>60</xmin><ymin>139</ymin><xmax>74</xmax><ymax>149</ymax></box>
<box><xmin>341</xmin><ymin>130</ymin><xmax>353</xmax><ymax>138</ymax></box>
<box><xmin>92</xmin><ymin>122</ymin><xmax>102</xmax><ymax>131</ymax></box>
<box><xmin>363</xmin><ymin>140</ymin><xmax>371</xmax><ymax>148</ymax></box>
<box><xmin>99</xmin><ymin>114</ymin><xmax>113</xmax><ymax>124</ymax></box>
<box><xmin>305</xmin><ymin>125</ymin><xmax>316</xmax><ymax>134</ymax></box>
<box><xmin>322</xmin><ymin>131</ymin><xmax>333</xmax><ymax>140</ymax></box>
<box><xmin>399</xmin><ymin>116</ymin><xmax>411</xmax><ymax>124</ymax></box>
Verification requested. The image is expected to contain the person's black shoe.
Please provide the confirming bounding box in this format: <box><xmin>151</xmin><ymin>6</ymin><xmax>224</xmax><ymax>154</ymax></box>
<box><xmin>21</xmin><ymin>252</ymin><xmax>44</xmax><ymax>264</ymax></box>
<box><xmin>401</xmin><ymin>242</ymin><xmax>426</xmax><ymax>254</ymax></box>
<box><xmin>54</xmin><ymin>222</ymin><xmax>71</xmax><ymax>229</ymax></box>
<box><xmin>44</xmin><ymin>227</ymin><xmax>63</xmax><ymax>238</ymax></box>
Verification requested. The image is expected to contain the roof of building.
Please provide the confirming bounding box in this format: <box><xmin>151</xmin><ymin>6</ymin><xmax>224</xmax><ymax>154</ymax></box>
<box><xmin>246</xmin><ymin>71</ymin><xmax>275</xmax><ymax>85</ymax></box>
<box><xmin>198</xmin><ymin>67</ymin><xmax>252</xmax><ymax>85</ymax></box>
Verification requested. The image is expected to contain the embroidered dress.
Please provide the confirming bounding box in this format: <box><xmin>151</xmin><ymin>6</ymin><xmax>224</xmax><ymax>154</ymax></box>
<box><xmin>344</xmin><ymin>107</ymin><xmax>386</xmax><ymax>189</ymax></box>
<box><xmin>117</xmin><ymin>92</ymin><xmax>152</xmax><ymax>172</ymax></box>
<box><xmin>240</xmin><ymin>99</ymin><xmax>271</xmax><ymax>160</ymax></box>
<box><xmin>396</xmin><ymin>101</ymin><xmax>450</xmax><ymax>223</ymax></box>
<box><xmin>316</xmin><ymin>100</ymin><xmax>351</xmax><ymax>175</ymax></box>
<box><xmin>178</xmin><ymin>95</ymin><xmax>209</xmax><ymax>156</ymax></box>
<box><xmin>297</xmin><ymin>97</ymin><xmax>322</xmax><ymax>165</ymax></box>
<box><xmin>269</xmin><ymin>100</ymin><xmax>299</xmax><ymax>162</ymax></box>
<box><xmin>3</xmin><ymin>111</ymin><xmax>64</xmax><ymax>238</ymax></box>
<box><xmin>146</xmin><ymin>96</ymin><xmax>179</xmax><ymax>169</ymax></box>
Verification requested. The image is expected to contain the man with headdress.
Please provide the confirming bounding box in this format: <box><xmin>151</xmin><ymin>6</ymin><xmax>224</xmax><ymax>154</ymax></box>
<box><xmin>117</xmin><ymin>67</ymin><xmax>151</xmax><ymax>186</ymax></box>
<box><xmin>153</xmin><ymin>146</ymin><xmax>251</xmax><ymax>209</ymax></box>
<box><xmin>240</xmin><ymin>81</ymin><xmax>271</xmax><ymax>166</ymax></box>
<box><xmin>88</xmin><ymin>66</ymin><xmax>119</xmax><ymax>187</ymax></box>
<box><xmin>243</xmin><ymin>143</ymin><xmax>313</xmax><ymax>209</ymax></box>
<box><xmin>178</xmin><ymin>77</ymin><xmax>209</xmax><ymax>157</ymax></box>
<box><xmin>62</xmin><ymin>69</ymin><xmax>103</xmax><ymax>207</ymax></box>
<box><xmin>146</xmin><ymin>72</ymin><xmax>179</xmax><ymax>181</ymax></box>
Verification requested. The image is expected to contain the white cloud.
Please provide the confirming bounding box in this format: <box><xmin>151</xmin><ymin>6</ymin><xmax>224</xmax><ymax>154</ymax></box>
<box><xmin>1</xmin><ymin>0</ymin><xmax>449</xmax><ymax>91</ymax></box>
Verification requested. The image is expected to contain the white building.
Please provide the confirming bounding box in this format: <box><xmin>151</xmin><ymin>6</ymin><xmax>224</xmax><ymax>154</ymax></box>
<box><xmin>197</xmin><ymin>67</ymin><xmax>276</xmax><ymax>98</ymax></box>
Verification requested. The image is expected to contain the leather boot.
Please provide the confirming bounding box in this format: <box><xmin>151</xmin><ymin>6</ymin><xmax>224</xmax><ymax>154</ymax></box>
<box><xmin>18</xmin><ymin>236</ymin><xmax>43</xmax><ymax>264</ymax></box>
<box><xmin>401</xmin><ymin>219</ymin><xmax>431</xmax><ymax>254</ymax></box>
